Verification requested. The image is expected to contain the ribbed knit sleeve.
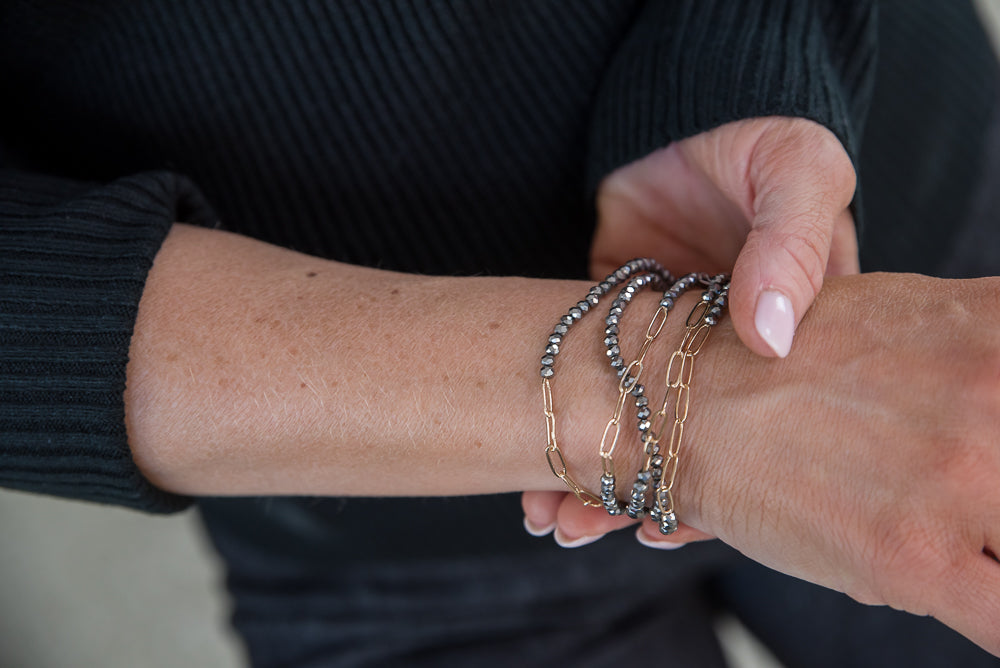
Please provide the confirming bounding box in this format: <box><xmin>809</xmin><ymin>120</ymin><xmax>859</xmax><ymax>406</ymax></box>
<box><xmin>587</xmin><ymin>0</ymin><xmax>878</xmax><ymax>194</ymax></box>
<box><xmin>0</xmin><ymin>170</ymin><xmax>214</xmax><ymax>512</ymax></box>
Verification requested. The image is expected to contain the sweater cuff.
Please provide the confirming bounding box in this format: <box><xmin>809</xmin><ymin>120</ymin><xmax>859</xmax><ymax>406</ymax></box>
<box><xmin>0</xmin><ymin>170</ymin><xmax>215</xmax><ymax>513</ymax></box>
<box><xmin>587</xmin><ymin>0</ymin><xmax>877</xmax><ymax>196</ymax></box>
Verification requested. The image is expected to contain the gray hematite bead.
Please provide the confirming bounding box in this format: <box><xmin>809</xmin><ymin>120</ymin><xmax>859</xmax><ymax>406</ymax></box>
<box><xmin>610</xmin><ymin>356</ymin><xmax>624</xmax><ymax>369</ymax></box>
<box><xmin>610</xmin><ymin>304</ymin><xmax>623</xmax><ymax>316</ymax></box>
<box><xmin>576</xmin><ymin>301</ymin><xmax>590</xmax><ymax>313</ymax></box>
<box><xmin>545</xmin><ymin>343</ymin><xmax>559</xmax><ymax>355</ymax></box>
<box><xmin>651</xmin><ymin>454</ymin><xmax>664</xmax><ymax>467</ymax></box>
<box><xmin>638</xmin><ymin>420</ymin><xmax>651</xmax><ymax>431</ymax></box>
<box><xmin>560</xmin><ymin>314</ymin><xmax>574</xmax><ymax>326</ymax></box>
<box><xmin>599</xmin><ymin>282</ymin><xmax>611</xmax><ymax>292</ymax></box>
<box><xmin>637</xmin><ymin>407</ymin><xmax>651</xmax><ymax>420</ymax></box>
<box><xmin>660</xmin><ymin>297</ymin><xmax>674</xmax><ymax>309</ymax></box>
<box><xmin>604</xmin><ymin>334</ymin><xmax>618</xmax><ymax>347</ymax></box>
<box><xmin>586</xmin><ymin>294</ymin><xmax>600</xmax><ymax>306</ymax></box>
<box><xmin>548</xmin><ymin>334</ymin><xmax>562</xmax><ymax>345</ymax></box>
<box><xmin>541</xmin><ymin>355</ymin><xmax>554</xmax><ymax>366</ymax></box>
<box><xmin>540</xmin><ymin>367</ymin><xmax>554</xmax><ymax>378</ymax></box>
<box><xmin>554</xmin><ymin>323</ymin><xmax>568</xmax><ymax>335</ymax></box>
<box><xmin>569</xmin><ymin>307</ymin><xmax>582</xmax><ymax>319</ymax></box>
<box><xmin>630</xmin><ymin>383</ymin><xmax>644</xmax><ymax>397</ymax></box>
<box><xmin>605</xmin><ymin>324</ymin><xmax>618</xmax><ymax>336</ymax></box>
<box><xmin>615</xmin><ymin>267</ymin><xmax>629</xmax><ymax>280</ymax></box>
<box><xmin>607</xmin><ymin>345</ymin><xmax>620</xmax><ymax>357</ymax></box>
<box><xmin>606</xmin><ymin>314</ymin><xmax>619</xmax><ymax>326</ymax></box>
<box><xmin>638</xmin><ymin>470</ymin><xmax>651</xmax><ymax>483</ymax></box>
<box><xmin>705</xmin><ymin>316</ymin><xmax>717</xmax><ymax>326</ymax></box>
<box><xmin>635</xmin><ymin>396</ymin><xmax>649</xmax><ymax>408</ymax></box>
<box><xmin>660</xmin><ymin>512</ymin><xmax>679</xmax><ymax>535</ymax></box>
<box><xmin>622</xmin><ymin>376</ymin><xmax>636</xmax><ymax>391</ymax></box>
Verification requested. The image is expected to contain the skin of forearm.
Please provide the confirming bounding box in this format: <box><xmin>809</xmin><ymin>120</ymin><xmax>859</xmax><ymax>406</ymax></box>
<box><xmin>125</xmin><ymin>223</ymin><xmax>732</xmax><ymax>498</ymax></box>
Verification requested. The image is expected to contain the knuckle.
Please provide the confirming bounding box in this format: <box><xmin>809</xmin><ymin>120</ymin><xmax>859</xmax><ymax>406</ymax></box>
<box><xmin>772</xmin><ymin>227</ymin><xmax>828</xmax><ymax>297</ymax></box>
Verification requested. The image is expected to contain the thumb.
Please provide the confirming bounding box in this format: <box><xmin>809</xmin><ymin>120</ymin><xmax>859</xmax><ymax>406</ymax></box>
<box><xmin>728</xmin><ymin>126</ymin><xmax>856</xmax><ymax>358</ymax></box>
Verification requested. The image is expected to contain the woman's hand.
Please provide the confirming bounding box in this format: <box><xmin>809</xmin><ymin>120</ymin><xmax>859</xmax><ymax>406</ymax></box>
<box><xmin>537</xmin><ymin>272</ymin><xmax>1000</xmax><ymax>656</ymax></box>
<box><xmin>676</xmin><ymin>273</ymin><xmax>1000</xmax><ymax>656</ymax></box>
<box><xmin>524</xmin><ymin>116</ymin><xmax>858</xmax><ymax>544</ymax></box>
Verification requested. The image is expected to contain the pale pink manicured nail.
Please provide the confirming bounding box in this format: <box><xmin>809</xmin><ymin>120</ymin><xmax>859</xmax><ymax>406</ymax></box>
<box><xmin>523</xmin><ymin>517</ymin><xmax>556</xmax><ymax>537</ymax></box>
<box><xmin>635</xmin><ymin>529</ymin><xmax>687</xmax><ymax>551</ymax></box>
<box><xmin>754</xmin><ymin>290</ymin><xmax>795</xmax><ymax>358</ymax></box>
<box><xmin>553</xmin><ymin>528</ymin><xmax>602</xmax><ymax>549</ymax></box>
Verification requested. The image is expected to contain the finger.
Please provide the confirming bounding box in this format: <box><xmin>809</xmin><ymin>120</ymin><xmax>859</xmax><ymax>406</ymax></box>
<box><xmin>825</xmin><ymin>209</ymin><xmax>860</xmax><ymax>277</ymax></box>
<box><xmin>635</xmin><ymin>517</ymin><xmax>715</xmax><ymax>551</ymax></box>
<box><xmin>729</xmin><ymin>124</ymin><xmax>857</xmax><ymax>358</ymax></box>
<box><xmin>553</xmin><ymin>494</ymin><xmax>638</xmax><ymax>548</ymax></box>
<box><xmin>521</xmin><ymin>491</ymin><xmax>564</xmax><ymax>537</ymax></box>
<box><xmin>932</xmin><ymin>552</ymin><xmax>1000</xmax><ymax>656</ymax></box>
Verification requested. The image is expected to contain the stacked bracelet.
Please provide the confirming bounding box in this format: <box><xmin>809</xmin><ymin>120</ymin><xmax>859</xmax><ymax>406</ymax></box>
<box><xmin>599</xmin><ymin>272</ymin><xmax>702</xmax><ymax>517</ymax></box>
<box><xmin>650</xmin><ymin>275</ymin><xmax>729</xmax><ymax>534</ymax></box>
<box><xmin>541</xmin><ymin>258</ymin><xmax>729</xmax><ymax>535</ymax></box>
<box><xmin>541</xmin><ymin>258</ymin><xmax>672</xmax><ymax>507</ymax></box>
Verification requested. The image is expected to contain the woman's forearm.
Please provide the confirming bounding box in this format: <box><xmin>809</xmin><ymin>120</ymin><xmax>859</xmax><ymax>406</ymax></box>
<box><xmin>125</xmin><ymin>223</ymin><xmax>700</xmax><ymax>497</ymax></box>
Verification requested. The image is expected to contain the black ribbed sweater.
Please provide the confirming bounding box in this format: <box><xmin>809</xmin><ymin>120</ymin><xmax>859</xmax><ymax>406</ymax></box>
<box><xmin>0</xmin><ymin>0</ymin><xmax>992</xmax><ymax>514</ymax></box>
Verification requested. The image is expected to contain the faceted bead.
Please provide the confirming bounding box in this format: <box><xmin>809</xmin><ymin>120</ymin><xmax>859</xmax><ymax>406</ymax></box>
<box><xmin>541</xmin><ymin>356</ymin><xmax>554</xmax><ymax>366</ymax></box>
<box><xmin>610</xmin><ymin>356</ymin><xmax>625</xmax><ymax>369</ymax></box>
<box><xmin>576</xmin><ymin>301</ymin><xmax>590</xmax><ymax>313</ymax></box>
<box><xmin>561</xmin><ymin>315</ymin><xmax>574</xmax><ymax>326</ymax></box>
<box><xmin>606</xmin><ymin>314</ymin><xmax>619</xmax><ymax>326</ymax></box>
<box><xmin>605</xmin><ymin>324</ymin><xmax>619</xmax><ymax>336</ymax></box>
<box><xmin>635</xmin><ymin>395</ymin><xmax>649</xmax><ymax>408</ymax></box>
<box><xmin>586</xmin><ymin>294</ymin><xmax>600</xmax><ymax>306</ymax></box>
<box><xmin>545</xmin><ymin>343</ymin><xmax>559</xmax><ymax>356</ymax></box>
<box><xmin>604</xmin><ymin>334</ymin><xmax>618</xmax><ymax>347</ymax></box>
<box><xmin>637</xmin><ymin>407</ymin><xmax>651</xmax><ymax>420</ymax></box>
<box><xmin>606</xmin><ymin>345</ymin><xmax>620</xmax><ymax>358</ymax></box>
<box><xmin>569</xmin><ymin>307</ymin><xmax>583</xmax><ymax>320</ymax></box>
<box><xmin>554</xmin><ymin>323</ymin><xmax>568</xmax><ymax>335</ymax></box>
<box><xmin>540</xmin><ymin>367</ymin><xmax>554</xmax><ymax>378</ymax></box>
<box><xmin>630</xmin><ymin>383</ymin><xmax>644</xmax><ymax>397</ymax></box>
<box><xmin>548</xmin><ymin>334</ymin><xmax>563</xmax><ymax>345</ymax></box>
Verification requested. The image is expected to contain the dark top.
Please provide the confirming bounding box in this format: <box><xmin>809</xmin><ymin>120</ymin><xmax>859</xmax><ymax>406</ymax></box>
<box><xmin>0</xmin><ymin>0</ymin><xmax>995</xmax><ymax>555</ymax></box>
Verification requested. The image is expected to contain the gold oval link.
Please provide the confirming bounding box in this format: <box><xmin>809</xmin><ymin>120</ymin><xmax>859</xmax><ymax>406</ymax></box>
<box><xmin>685</xmin><ymin>323</ymin><xmax>712</xmax><ymax>356</ymax></box>
<box><xmin>665</xmin><ymin>350</ymin><xmax>685</xmax><ymax>388</ymax></box>
<box><xmin>546</xmin><ymin>447</ymin><xmax>568</xmax><ymax>478</ymax></box>
<box><xmin>542</xmin><ymin>378</ymin><xmax>554</xmax><ymax>414</ymax></box>
<box><xmin>601</xmin><ymin>455</ymin><xmax>616</xmax><ymax>479</ymax></box>
<box><xmin>611</xmin><ymin>390</ymin><xmax>628</xmax><ymax>422</ymax></box>
<box><xmin>666</xmin><ymin>420</ymin><xmax>684</xmax><ymax>458</ymax></box>
<box><xmin>599</xmin><ymin>419</ymin><xmax>622</xmax><ymax>457</ymax></box>
<box><xmin>681</xmin><ymin>352</ymin><xmax>695</xmax><ymax>387</ymax></box>
<box><xmin>658</xmin><ymin>487</ymin><xmax>676</xmax><ymax>516</ymax></box>
<box><xmin>545</xmin><ymin>414</ymin><xmax>558</xmax><ymax>444</ymax></box>
<box><xmin>645</xmin><ymin>305</ymin><xmax>669</xmax><ymax>339</ymax></box>
<box><xmin>636</xmin><ymin>337</ymin><xmax>655</xmax><ymax>363</ymax></box>
<box><xmin>578</xmin><ymin>490</ymin><xmax>603</xmax><ymax>507</ymax></box>
<box><xmin>662</xmin><ymin>455</ymin><xmax>680</xmax><ymax>490</ymax></box>
<box><xmin>674</xmin><ymin>384</ymin><xmax>691</xmax><ymax>423</ymax></box>
<box><xmin>618</xmin><ymin>360</ymin><xmax>643</xmax><ymax>393</ymax></box>
<box><xmin>685</xmin><ymin>300</ymin><xmax>709</xmax><ymax>328</ymax></box>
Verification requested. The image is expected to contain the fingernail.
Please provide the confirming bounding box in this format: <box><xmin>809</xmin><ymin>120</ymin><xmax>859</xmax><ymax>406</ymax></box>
<box><xmin>635</xmin><ymin>529</ymin><xmax>687</xmax><ymax>551</ymax></box>
<box><xmin>523</xmin><ymin>517</ymin><xmax>556</xmax><ymax>537</ymax></box>
<box><xmin>754</xmin><ymin>290</ymin><xmax>795</xmax><ymax>358</ymax></box>
<box><xmin>553</xmin><ymin>528</ymin><xmax>602</xmax><ymax>549</ymax></box>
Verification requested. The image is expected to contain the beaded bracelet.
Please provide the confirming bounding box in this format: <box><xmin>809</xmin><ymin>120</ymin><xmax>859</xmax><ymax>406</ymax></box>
<box><xmin>651</xmin><ymin>276</ymin><xmax>730</xmax><ymax>534</ymax></box>
<box><xmin>541</xmin><ymin>258</ymin><xmax>671</xmax><ymax>507</ymax></box>
<box><xmin>598</xmin><ymin>272</ymin><xmax>701</xmax><ymax>517</ymax></box>
<box><xmin>621</xmin><ymin>273</ymin><xmax>707</xmax><ymax>519</ymax></box>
